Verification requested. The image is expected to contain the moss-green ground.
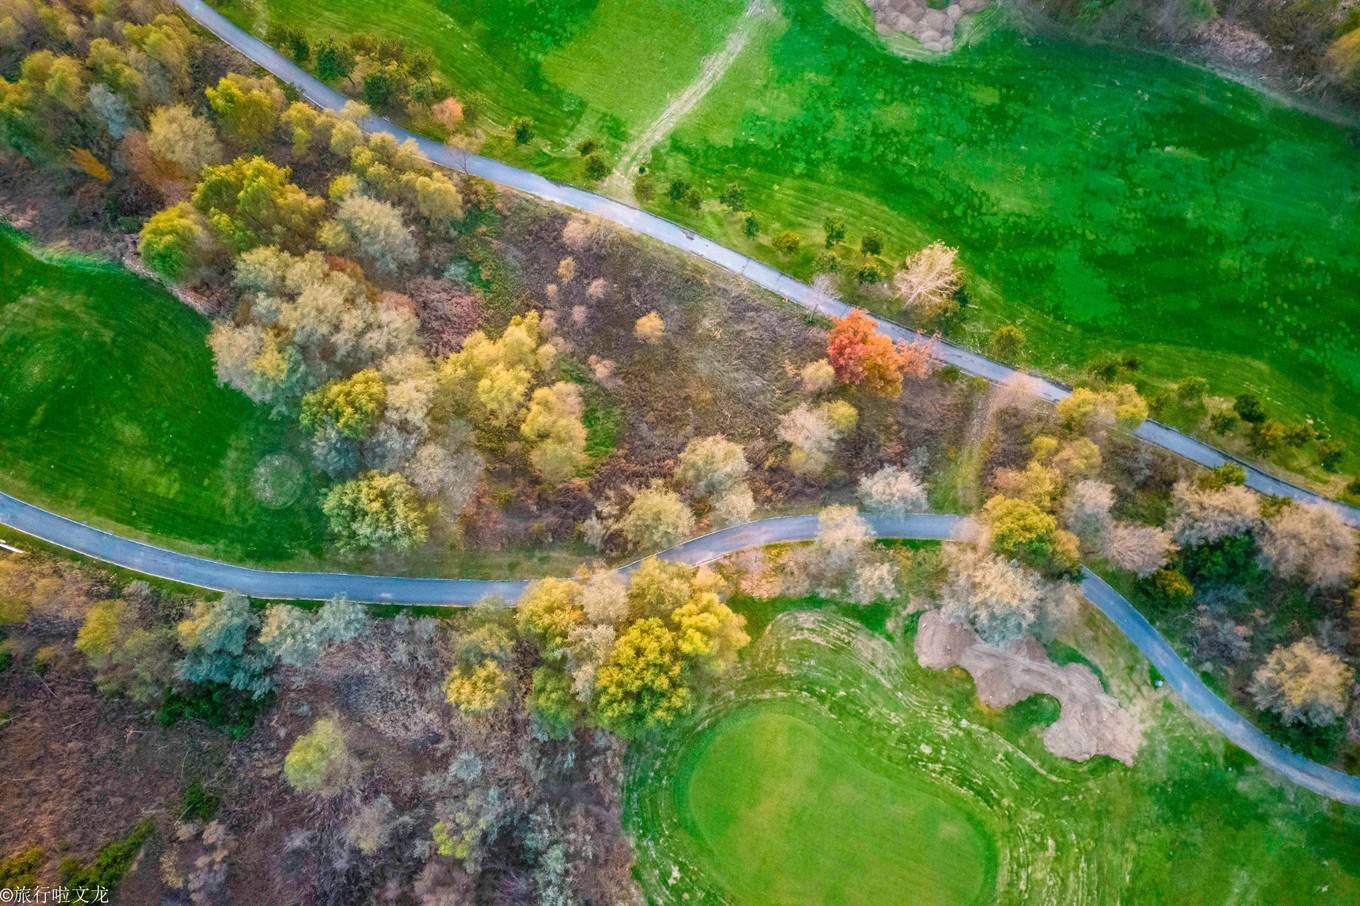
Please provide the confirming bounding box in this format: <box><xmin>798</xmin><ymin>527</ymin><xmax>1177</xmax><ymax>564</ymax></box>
<box><xmin>625</xmin><ymin>600</ymin><xmax>1360</xmax><ymax>904</ymax></box>
<box><xmin>218</xmin><ymin>0</ymin><xmax>1360</xmax><ymax>484</ymax></box>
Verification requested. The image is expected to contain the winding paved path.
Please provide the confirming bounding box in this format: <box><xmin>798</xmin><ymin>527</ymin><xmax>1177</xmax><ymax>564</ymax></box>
<box><xmin>4</xmin><ymin>490</ymin><xmax>1359</xmax><ymax>805</ymax></box>
<box><xmin>174</xmin><ymin>0</ymin><xmax>1360</xmax><ymax>528</ymax></box>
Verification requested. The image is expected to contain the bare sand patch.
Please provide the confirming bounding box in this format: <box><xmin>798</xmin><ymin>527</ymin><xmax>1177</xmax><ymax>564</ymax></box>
<box><xmin>916</xmin><ymin>609</ymin><xmax>1142</xmax><ymax>765</ymax></box>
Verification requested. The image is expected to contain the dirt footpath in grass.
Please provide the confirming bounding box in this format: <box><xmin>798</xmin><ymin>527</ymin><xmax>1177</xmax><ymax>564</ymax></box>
<box><xmin>915</xmin><ymin>609</ymin><xmax>1143</xmax><ymax>765</ymax></box>
<box><xmin>603</xmin><ymin>0</ymin><xmax>774</xmax><ymax>195</ymax></box>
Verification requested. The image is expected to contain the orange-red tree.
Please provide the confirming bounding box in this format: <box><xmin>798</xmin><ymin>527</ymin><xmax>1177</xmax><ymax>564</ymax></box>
<box><xmin>826</xmin><ymin>309</ymin><xmax>933</xmax><ymax>398</ymax></box>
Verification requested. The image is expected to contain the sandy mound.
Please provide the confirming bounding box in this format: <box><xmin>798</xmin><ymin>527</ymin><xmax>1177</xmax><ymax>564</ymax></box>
<box><xmin>916</xmin><ymin>610</ymin><xmax>1142</xmax><ymax>765</ymax></box>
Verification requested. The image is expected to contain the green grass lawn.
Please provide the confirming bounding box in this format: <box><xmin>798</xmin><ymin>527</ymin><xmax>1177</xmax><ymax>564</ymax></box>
<box><xmin>679</xmin><ymin>704</ymin><xmax>994</xmax><ymax>905</ymax></box>
<box><xmin>219</xmin><ymin>0</ymin><xmax>1360</xmax><ymax>484</ymax></box>
<box><xmin>0</xmin><ymin>227</ymin><xmax>327</xmax><ymax>563</ymax></box>
<box><xmin>625</xmin><ymin>607</ymin><xmax>1360</xmax><ymax>903</ymax></box>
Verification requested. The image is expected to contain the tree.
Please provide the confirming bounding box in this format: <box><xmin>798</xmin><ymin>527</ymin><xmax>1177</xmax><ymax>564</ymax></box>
<box><xmin>991</xmin><ymin>461</ymin><xmax>1063</xmax><ymax>509</ymax></box>
<box><xmin>626</xmin><ymin>557</ymin><xmax>696</xmax><ymax>620</ymax></box>
<box><xmin>528</xmin><ymin>666</ymin><xmax>583</xmax><ymax>736</ymax></box>
<box><xmin>1102</xmin><ymin>522</ymin><xmax>1176</xmax><ymax>578</ymax></box>
<box><xmin>1146</xmin><ymin>567</ymin><xmax>1193</xmax><ymax>609</ymax></box>
<box><xmin>1233</xmin><ymin>392</ymin><xmax>1266</xmax><ymax>425</ymax></box>
<box><xmin>322</xmin><ymin>471</ymin><xmax>429</xmax><ymax>551</ymax></box>
<box><xmin>138</xmin><ymin>203</ymin><xmax>208</xmax><ymax>280</ymax></box>
<box><xmin>619</xmin><ymin>482</ymin><xmax>695</xmax><ymax>552</ymax></box>
<box><xmin>1249</xmin><ymin>419</ymin><xmax>1287</xmax><ymax>454</ymax></box>
<box><xmin>938</xmin><ymin>546</ymin><xmax>1077</xmax><ymax>644</ymax></box>
<box><xmin>1250</xmin><ymin>638</ymin><xmax>1353</xmax><ymax>727</ymax></box>
<box><xmin>511</xmin><ymin>115</ymin><xmax>533</xmax><ymax>144</ymax></box>
<box><xmin>1257</xmin><ymin>502</ymin><xmax>1357</xmax><ymax>593</ymax></box>
<box><xmin>778</xmin><ymin>505</ymin><xmax>901</xmax><ymax>605</ymax></box>
<box><xmin>894</xmin><ymin>242</ymin><xmax>960</xmax><ymax>318</ymax></box>
<box><xmin>75</xmin><ymin>600</ymin><xmax>132</xmax><ymax>670</ymax></box>
<box><xmin>192</xmin><ymin>156</ymin><xmax>324</xmax><ymax>253</ymax></box>
<box><xmin>1176</xmin><ymin>376</ymin><xmax>1209</xmax><ymax>403</ymax></box>
<box><xmin>800</xmin><ymin>359</ymin><xmax>836</xmax><ymax>394</ymax></box>
<box><xmin>592</xmin><ymin>618</ymin><xmax>689</xmax><ymax>737</ymax></box>
<box><xmin>1065</xmin><ymin>479</ymin><xmax>1114</xmax><ymax>543</ymax></box>
<box><xmin>982</xmin><ymin>495</ymin><xmax>1079</xmax><ymax>574</ymax></box>
<box><xmin>778</xmin><ymin>400</ymin><xmax>857</xmax><ymax>476</ymax></box>
<box><xmin>445</xmin><ymin>660</ymin><xmax>509</xmax><ymax>716</ymax></box>
<box><xmin>517</xmin><ymin>577</ymin><xmax>585</xmax><ymax>655</ymax></box>
<box><xmin>284</xmin><ymin>718</ymin><xmax>358</xmax><ymax>795</ymax></box>
<box><xmin>826</xmin><ymin>309</ymin><xmax>929</xmax><ymax>397</ymax></box>
<box><xmin>988</xmin><ymin>325</ymin><xmax>1025</xmax><ymax>361</ymax></box>
<box><xmin>710</xmin><ymin>483</ymin><xmax>756</xmax><ymax>526</ymax></box>
<box><xmin>860</xmin><ymin>232</ymin><xmax>883</xmax><ymax>256</ymax></box>
<box><xmin>670</xmin><ymin>591</ymin><xmax>749</xmax><ymax>670</ymax></box>
<box><xmin>438</xmin><ymin>311</ymin><xmax>555</xmax><ymax>428</ymax></box>
<box><xmin>323</xmin><ymin>193</ymin><xmax>416</xmax><ymax>274</ymax></box>
<box><xmin>634</xmin><ymin>311</ymin><xmax>665</xmax><ymax>344</ymax></box>
<box><xmin>177</xmin><ymin>593</ymin><xmax>273</xmax><ymax>698</ymax></box>
<box><xmin>146</xmin><ymin>104</ymin><xmax>223</xmax><ymax>176</ymax></box>
<box><xmin>674</xmin><ymin>435</ymin><xmax>749</xmax><ymax>498</ymax></box>
<box><xmin>87</xmin><ymin>84</ymin><xmax>132</xmax><ymax>140</ymax></box>
<box><xmin>1057</xmin><ymin>385</ymin><xmax>1148</xmax><ymax>431</ymax></box>
<box><xmin>1168</xmin><ymin>480</ymin><xmax>1260</xmax><ymax>546</ymax></box>
<box><xmin>772</xmin><ymin>231</ymin><xmax>801</xmax><ymax>256</ymax></box>
<box><xmin>300</xmin><ymin>369</ymin><xmax>387</xmax><ymax>438</ymax></box>
<box><xmin>719</xmin><ymin>182</ymin><xmax>747</xmax><ymax>211</ymax></box>
<box><xmin>584</xmin><ymin>153</ymin><xmax>609</xmax><ymax>181</ymax></box>
<box><xmin>406</xmin><ymin>443</ymin><xmax>483</xmax><ymax>515</ymax></box>
<box><xmin>857</xmin><ymin>465</ymin><xmax>927</xmax><ymax>514</ymax></box>
<box><xmin>205</xmin><ymin>73</ymin><xmax>283</xmax><ymax>147</ymax></box>
<box><xmin>823</xmin><ymin>217</ymin><xmax>846</xmax><ymax>248</ymax></box>
<box><xmin>259</xmin><ymin>596</ymin><xmax>367</xmax><ymax>668</ymax></box>
<box><xmin>520</xmin><ymin>382</ymin><xmax>588</xmax><ymax>484</ymax></box>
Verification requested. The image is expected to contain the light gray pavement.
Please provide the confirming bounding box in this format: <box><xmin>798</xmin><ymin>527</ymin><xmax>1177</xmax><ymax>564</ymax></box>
<box><xmin>174</xmin><ymin>0</ymin><xmax>1360</xmax><ymax>528</ymax></box>
<box><xmin>4</xmin><ymin>488</ymin><xmax>1360</xmax><ymax>804</ymax></box>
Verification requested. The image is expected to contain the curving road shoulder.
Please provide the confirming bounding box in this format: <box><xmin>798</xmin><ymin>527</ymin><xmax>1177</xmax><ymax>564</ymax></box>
<box><xmin>3</xmin><ymin>490</ymin><xmax>1359</xmax><ymax>805</ymax></box>
<box><xmin>172</xmin><ymin>0</ymin><xmax>1360</xmax><ymax>529</ymax></box>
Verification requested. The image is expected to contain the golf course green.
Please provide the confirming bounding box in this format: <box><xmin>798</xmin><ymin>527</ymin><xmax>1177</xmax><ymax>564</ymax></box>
<box><xmin>625</xmin><ymin>608</ymin><xmax>1360</xmax><ymax>904</ymax></box>
<box><xmin>216</xmin><ymin>0</ymin><xmax>1360</xmax><ymax>480</ymax></box>
<box><xmin>678</xmin><ymin>704</ymin><xmax>994</xmax><ymax>905</ymax></box>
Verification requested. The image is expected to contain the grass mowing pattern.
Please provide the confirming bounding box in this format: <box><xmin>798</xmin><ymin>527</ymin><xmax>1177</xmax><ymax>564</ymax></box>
<box><xmin>0</xmin><ymin>228</ymin><xmax>325</xmax><ymax>563</ymax></box>
<box><xmin>224</xmin><ymin>0</ymin><xmax>1360</xmax><ymax>477</ymax></box>
<box><xmin>625</xmin><ymin>609</ymin><xmax>1360</xmax><ymax>903</ymax></box>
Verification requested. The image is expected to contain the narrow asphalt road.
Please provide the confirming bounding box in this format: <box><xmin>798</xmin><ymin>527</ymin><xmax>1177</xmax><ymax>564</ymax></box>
<box><xmin>173</xmin><ymin>0</ymin><xmax>1360</xmax><ymax>529</ymax></box>
<box><xmin>4</xmin><ymin>491</ymin><xmax>1359</xmax><ymax>805</ymax></box>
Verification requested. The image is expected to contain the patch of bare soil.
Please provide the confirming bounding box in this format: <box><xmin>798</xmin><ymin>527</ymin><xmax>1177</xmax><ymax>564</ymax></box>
<box><xmin>915</xmin><ymin>609</ymin><xmax>1143</xmax><ymax>765</ymax></box>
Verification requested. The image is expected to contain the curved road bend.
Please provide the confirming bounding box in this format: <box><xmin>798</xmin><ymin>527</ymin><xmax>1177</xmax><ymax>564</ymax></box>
<box><xmin>173</xmin><ymin>0</ymin><xmax>1360</xmax><ymax>529</ymax></box>
<box><xmin>4</xmin><ymin>492</ymin><xmax>1359</xmax><ymax>805</ymax></box>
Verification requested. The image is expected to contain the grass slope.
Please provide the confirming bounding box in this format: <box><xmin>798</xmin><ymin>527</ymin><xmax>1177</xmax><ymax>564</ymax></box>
<box><xmin>221</xmin><ymin>0</ymin><xmax>1360</xmax><ymax>480</ymax></box>
<box><xmin>625</xmin><ymin>605</ymin><xmax>1360</xmax><ymax>904</ymax></box>
<box><xmin>0</xmin><ymin>228</ymin><xmax>325</xmax><ymax>562</ymax></box>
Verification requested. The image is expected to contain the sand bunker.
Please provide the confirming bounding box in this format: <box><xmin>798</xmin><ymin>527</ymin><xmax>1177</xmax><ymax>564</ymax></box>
<box><xmin>864</xmin><ymin>0</ymin><xmax>990</xmax><ymax>54</ymax></box>
<box><xmin>916</xmin><ymin>610</ymin><xmax>1142</xmax><ymax>765</ymax></box>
